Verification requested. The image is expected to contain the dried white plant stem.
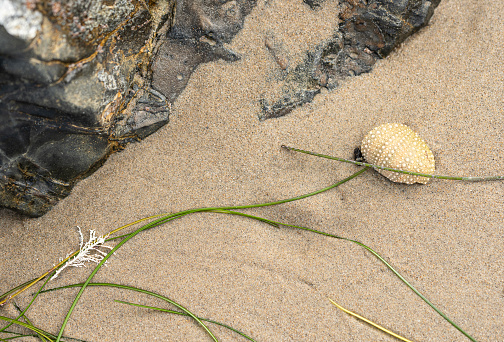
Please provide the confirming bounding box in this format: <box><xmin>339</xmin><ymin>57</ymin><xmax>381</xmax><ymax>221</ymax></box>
<box><xmin>51</xmin><ymin>227</ymin><xmax>113</xmax><ymax>280</ymax></box>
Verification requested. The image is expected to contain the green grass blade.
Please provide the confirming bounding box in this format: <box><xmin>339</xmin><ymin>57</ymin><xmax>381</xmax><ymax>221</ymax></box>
<box><xmin>42</xmin><ymin>281</ymin><xmax>257</xmax><ymax>341</ymax></box>
<box><xmin>106</xmin><ymin>167</ymin><xmax>369</xmax><ymax>243</ymax></box>
<box><xmin>43</xmin><ymin>282</ymin><xmax>254</xmax><ymax>341</ymax></box>
<box><xmin>0</xmin><ymin>316</ymin><xmax>54</xmax><ymax>341</ymax></box>
<box><xmin>53</xmin><ymin>218</ymin><xmax>219</xmax><ymax>342</ymax></box>
<box><xmin>1</xmin><ymin>168</ymin><xmax>367</xmax><ymax>308</ymax></box>
<box><xmin>0</xmin><ymin>328</ymin><xmax>87</xmax><ymax>342</ymax></box>
<box><xmin>0</xmin><ymin>332</ymin><xmax>41</xmax><ymax>341</ymax></box>
<box><xmin>0</xmin><ymin>280</ymin><xmax>34</xmax><ymax>305</ymax></box>
<box><xmin>109</xmin><ymin>166</ymin><xmax>369</xmax><ymax>237</ymax></box>
<box><xmin>347</xmin><ymin>238</ymin><xmax>477</xmax><ymax>342</ymax></box>
<box><xmin>114</xmin><ymin>300</ymin><xmax>257</xmax><ymax>341</ymax></box>
<box><xmin>57</xmin><ymin>169</ymin><xmax>368</xmax><ymax>342</ymax></box>
<box><xmin>1</xmin><ymin>272</ymin><xmax>53</xmax><ymax>335</ymax></box>
<box><xmin>12</xmin><ymin>303</ymin><xmax>51</xmax><ymax>342</ymax></box>
<box><xmin>207</xmin><ymin>209</ymin><xmax>477</xmax><ymax>342</ymax></box>
<box><xmin>282</xmin><ymin>145</ymin><xmax>504</xmax><ymax>181</ymax></box>
<box><xmin>42</xmin><ymin>167</ymin><xmax>365</xmax><ymax>341</ymax></box>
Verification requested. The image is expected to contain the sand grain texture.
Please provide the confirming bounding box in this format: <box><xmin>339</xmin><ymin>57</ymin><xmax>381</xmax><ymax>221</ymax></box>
<box><xmin>1</xmin><ymin>0</ymin><xmax>503</xmax><ymax>341</ymax></box>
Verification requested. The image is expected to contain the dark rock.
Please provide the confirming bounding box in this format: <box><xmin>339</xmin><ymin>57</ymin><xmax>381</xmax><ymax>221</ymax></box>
<box><xmin>152</xmin><ymin>38</ymin><xmax>240</xmax><ymax>103</ymax></box>
<box><xmin>152</xmin><ymin>0</ymin><xmax>256</xmax><ymax>102</ymax></box>
<box><xmin>0</xmin><ymin>0</ymin><xmax>438</xmax><ymax>217</ymax></box>
<box><xmin>0</xmin><ymin>0</ymin><xmax>256</xmax><ymax>217</ymax></box>
<box><xmin>303</xmin><ymin>0</ymin><xmax>326</xmax><ymax>10</ymax></box>
<box><xmin>0</xmin><ymin>0</ymin><xmax>176</xmax><ymax>217</ymax></box>
<box><xmin>260</xmin><ymin>0</ymin><xmax>441</xmax><ymax>119</ymax></box>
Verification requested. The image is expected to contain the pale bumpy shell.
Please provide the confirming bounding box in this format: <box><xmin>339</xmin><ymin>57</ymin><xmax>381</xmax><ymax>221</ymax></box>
<box><xmin>361</xmin><ymin>123</ymin><xmax>435</xmax><ymax>184</ymax></box>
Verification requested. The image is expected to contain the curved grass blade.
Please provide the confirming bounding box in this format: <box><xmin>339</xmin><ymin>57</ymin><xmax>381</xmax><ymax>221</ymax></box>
<box><xmin>207</xmin><ymin>209</ymin><xmax>477</xmax><ymax>342</ymax></box>
<box><xmin>328</xmin><ymin>298</ymin><xmax>413</xmax><ymax>342</ymax></box>
<box><xmin>0</xmin><ymin>271</ymin><xmax>53</xmax><ymax>334</ymax></box>
<box><xmin>41</xmin><ymin>282</ymin><xmax>257</xmax><ymax>341</ymax></box>
<box><xmin>0</xmin><ymin>280</ymin><xmax>33</xmax><ymax>306</ymax></box>
<box><xmin>1</xmin><ymin>166</ymin><xmax>475</xmax><ymax>341</ymax></box>
<box><xmin>52</xmin><ymin>224</ymin><xmax>219</xmax><ymax>342</ymax></box>
<box><xmin>0</xmin><ymin>215</ymin><xmax>167</xmax><ymax>307</ymax></box>
<box><xmin>0</xmin><ymin>316</ymin><xmax>54</xmax><ymax>341</ymax></box>
<box><xmin>114</xmin><ymin>300</ymin><xmax>256</xmax><ymax>341</ymax></box>
<box><xmin>0</xmin><ymin>320</ymin><xmax>85</xmax><ymax>342</ymax></box>
<box><xmin>0</xmin><ymin>169</ymin><xmax>367</xmax><ymax>308</ymax></box>
<box><xmin>0</xmin><ymin>256</ymin><xmax>78</xmax><ymax>306</ymax></box>
<box><xmin>48</xmin><ymin>169</ymin><xmax>369</xmax><ymax>342</ymax></box>
<box><xmin>107</xmin><ymin>167</ymin><xmax>369</xmax><ymax>243</ymax></box>
<box><xmin>0</xmin><ymin>332</ymin><xmax>41</xmax><ymax>341</ymax></box>
<box><xmin>282</xmin><ymin>145</ymin><xmax>504</xmax><ymax>181</ymax></box>
<box><xmin>12</xmin><ymin>303</ymin><xmax>51</xmax><ymax>342</ymax></box>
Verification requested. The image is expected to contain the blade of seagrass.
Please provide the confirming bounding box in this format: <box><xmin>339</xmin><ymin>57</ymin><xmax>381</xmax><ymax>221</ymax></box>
<box><xmin>282</xmin><ymin>145</ymin><xmax>504</xmax><ymax>181</ymax></box>
<box><xmin>41</xmin><ymin>283</ymin><xmax>257</xmax><ymax>342</ymax></box>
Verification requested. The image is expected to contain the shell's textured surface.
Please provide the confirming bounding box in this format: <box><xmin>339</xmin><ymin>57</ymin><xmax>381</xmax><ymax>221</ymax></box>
<box><xmin>361</xmin><ymin>123</ymin><xmax>435</xmax><ymax>184</ymax></box>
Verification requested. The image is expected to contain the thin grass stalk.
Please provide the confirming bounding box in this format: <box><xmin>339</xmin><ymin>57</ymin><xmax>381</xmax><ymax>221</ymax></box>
<box><xmin>0</xmin><ymin>272</ymin><xmax>53</xmax><ymax>334</ymax></box>
<box><xmin>1</xmin><ymin>166</ymin><xmax>476</xmax><ymax>341</ymax></box>
<box><xmin>0</xmin><ymin>216</ymin><xmax>166</xmax><ymax>306</ymax></box>
<box><xmin>53</xmin><ymin>169</ymin><xmax>369</xmax><ymax>341</ymax></box>
<box><xmin>282</xmin><ymin>145</ymin><xmax>504</xmax><ymax>181</ymax></box>
<box><xmin>53</xmin><ymin>215</ymin><xmax>219</xmax><ymax>342</ymax></box>
<box><xmin>113</xmin><ymin>301</ymin><xmax>257</xmax><ymax>342</ymax></box>
<box><xmin>0</xmin><ymin>332</ymin><xmax>41</xmax><ymax>341</ymax></box>
<box><xmin>0</xmin><ymin>316</ymin><xmax>53</xmax><ymax>341</ymax></box>
<box><xmin>0</xmin><ymin>168</ymin><xmax>368</xmax><ymax>307</ymax></box>
<box><xmin>0</xmin><ymin>327</ymin><xmax>86</xmax><ymax>342</ymax></box>
<box><xmin>0</xmin><ymin>280</ymin><xmax>34</xmax><ymax>306</ymax></box>
<box><xmin>347</xmin><ymin>239</ymin><xmax>476</xmax><ymax>342</ymax></box>
<box><xmin>328</xmin><ymin>298</ymin><xmax>413</xmax><ymax>342</ymax></box>
<box><xmin>206</xmin><ymin>209</ymin><xmax>477</xmax><ymax>342</ymax></box>
<box><xmin>41</xmin><ymin>283</ymin><xmax>256</xmax><ymax>342</ymax></box>
<box><xmin>13</xmin><ymin>303</ymin><xmax>51</xmax><ymax>342</ymax></box>
<box><xmin>0</xmin><ymin>251</ymin><xmax>84</xmax><ymax>306</ymax></box>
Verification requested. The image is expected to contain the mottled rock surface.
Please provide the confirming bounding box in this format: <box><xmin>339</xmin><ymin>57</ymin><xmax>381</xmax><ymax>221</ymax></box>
<box><xmin>261</xmin><ymin>0</ymin><xmax>441</xmax><ymax>119</ymax></box>
<box><xmin>152</xmin><ymin>0</ymin><xmax>256</xmax><ymax>102</ymax></box>
<box><xmin>0</xmin><ymin>0</ymin><xmax>439</xmax><ymax>217</ymax></box>
<box><xmin>0</xmin><ymin>0</ymin><xmax>255</xmax><ymax>216</ymax></box>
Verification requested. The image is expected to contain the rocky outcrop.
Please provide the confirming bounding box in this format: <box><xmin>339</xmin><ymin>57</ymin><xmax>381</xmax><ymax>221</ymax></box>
<box><xmin>152</xmin><ymin>0</ymin><xmax>256</xmax><ymax>102</ymax></box>
<box><xmin>261</xmin><ymin>0</ymin><xmax>441</xmax><ymax>119</ymax></box>
<box><xmin>0</xmin><ymin>0</ymin><xmax>439</xmax><ymax>217</ymax></box>
<box><xmin>0</xmin><ymin>0</ymin><xmax>255</xmax><ymax>217</ymax></box>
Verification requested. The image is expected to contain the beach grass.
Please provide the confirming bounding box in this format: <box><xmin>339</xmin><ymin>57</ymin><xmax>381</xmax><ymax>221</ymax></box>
<box><xmin>2</xmin><ymin>148</ymin><xmax>496</xmax><ymax>341</ymax></box>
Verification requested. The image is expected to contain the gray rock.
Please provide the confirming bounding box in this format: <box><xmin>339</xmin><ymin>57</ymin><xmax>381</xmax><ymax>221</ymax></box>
<box><xmin>0</xmin><ymin>0</ymin><xmax>257</xmax><ymax>217</ymax></box>
<box><xmin>260</xmin><ymin>0</ymin><xmax>441</xmax><ymax>119</ymax></box>
<box><xmin>152</xmin><ymin>0</ymin><xmax>255</xmax><ymax>101</ymax></box>
<box><xmin>0</xmin><ymin>0</ymin><xmax>439</xmax><ymax>217</ymax></box>
<box><xmin>0</xmin><ymin>1</ymin><xmax>155</xmax><ymax>216</ymax></box>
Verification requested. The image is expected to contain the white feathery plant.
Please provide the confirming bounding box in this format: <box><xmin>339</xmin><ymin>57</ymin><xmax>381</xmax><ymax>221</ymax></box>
<box><xmin>51</xmin><ymin>226</ymin><xmax>113</xmax><ymax>280</ymax></box>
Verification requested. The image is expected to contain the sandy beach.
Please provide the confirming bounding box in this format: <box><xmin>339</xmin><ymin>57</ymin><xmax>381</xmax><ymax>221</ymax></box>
<box><xmin>1</xmin><ymin>0</ymin><xmax>503</xmax><ymax>341</ymax></box>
